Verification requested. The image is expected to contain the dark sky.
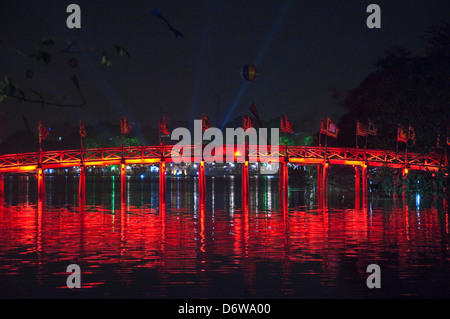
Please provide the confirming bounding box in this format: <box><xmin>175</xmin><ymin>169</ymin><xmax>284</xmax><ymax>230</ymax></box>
<box><xmin>1</xmin><ymin>0</ymin><xmax>449</xmax><ymax>140</ymax></box>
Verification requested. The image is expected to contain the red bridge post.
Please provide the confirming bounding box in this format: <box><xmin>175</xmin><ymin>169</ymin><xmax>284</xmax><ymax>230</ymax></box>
<box><xmin>79</xmin><ymin>165</ymin><xmax>86</xmax><ymax>199</ymax></box>
<box><xmin>159</xmin><ymin>160</ymin><xmax>166</xmax><ymax>205</ymax></box>
<box><xmin>199</xmin><ymin>160</ymin><xmax>206</xmax><ymax>204</ymax></box>
<box><xmin>355</xmin><ymin>166</ymin><xmax>361</xmax><ymax>211</ymax></box>
<box><xmin>120</xmin><ymin>163</ymin><xmax>126</xmax><ymax>202</ymax></box>
<box><xmin>321</xmin><ymin>162</ymin><xmax>328</xmax><ymax>207</ymax></box>
<box><xmin>278</xmin><ymin>158</ymin><xmax>289</xmax><ymax>209</ymax></box>
<box><xmin>38</xmin><ymin>168</ymin><xmax>45</xmax><ymax>202</ymax></box>
<box><xmin>242</xmin><ymin>160</ymin><xmax>249</xmax><ymax>208</ymax></box>
<box><xmin>317</xmin><ymin>165</ymin><xmax>322</xmax><ymax>207</ymax></box>
<box><xmin>362</xmin><ymin>164</ymin><xmax>368</xmax><ymax>209</ymax></box>
<box><xmin>281</xmin><ymin>158</ymin><xmax>290</xmax><ymax>217</ymax></box>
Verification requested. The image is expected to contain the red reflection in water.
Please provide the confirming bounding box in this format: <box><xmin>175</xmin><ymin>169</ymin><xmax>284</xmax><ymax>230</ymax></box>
<box><xmin>0</xmin><ymin>188</ymin><xmax>449</xmax><ymax>297</ymax></box>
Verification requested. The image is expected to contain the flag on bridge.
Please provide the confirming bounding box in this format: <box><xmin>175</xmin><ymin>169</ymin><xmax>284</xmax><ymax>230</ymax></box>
<box><xmin>201</xmin><ymin>114</ymin><xmax>210</xmax><ymax>132</ymax></box>
<box><xmin>320</xmin><ymin>118</ymin><xmax>327</xmax><ymax>135</ymax></box>
<box><xmin>356</xmin><ymin>120</ymin><xmax>367</xmax><ymax>136</ymax></box>
<box><xmin>326</xmin><ymin>117</ymin><xmax>339</xmax><ymax>138</ymax></box>
<box><xmin>38</xmin><ymin>121</ymin><xmax>49</xmax><ymax>143</ymax></box>
<box><xmin>79</xmin><ymin>118</ymin><xmax>87</xmax><ymax>138</ymax></box>
<box><xmin>249</xmin><ymin>102</ymin><xmax>263</xmax><ymax>127</ymax></box>
<box><xmin>281</xmin><ymin>114</ymin><xmax>294</xmax><ymax>133</ymax></box>
<box><xmin>367</xmin><ymin>118</ymin><xmax>377</xmax><ymax>135</ymax></box>
<box><xmin>243</xmin><ymin>115</ymin><xmax>253</xmax><ymax>131</ymax></box>
<box><xmin>397</xmin><ymin>124</ymin><xmax>408</xmax><ymax>143</ymax></box>
<box><xmin>159</xmin><ymin>116</ymin><xmax>170</xmax><ymax>136</ymax></box>
<box><xmin>120</xmin><ymin>117</ymin><xmax>131</xmax><ymax>135</ymax></box>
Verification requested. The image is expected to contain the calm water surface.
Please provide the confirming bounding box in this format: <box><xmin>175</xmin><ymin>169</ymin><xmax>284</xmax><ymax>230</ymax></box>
<box><xmin>0</xmin><ymin>175</ymin><xmax>449</xmax><ymax>298</ymax></box>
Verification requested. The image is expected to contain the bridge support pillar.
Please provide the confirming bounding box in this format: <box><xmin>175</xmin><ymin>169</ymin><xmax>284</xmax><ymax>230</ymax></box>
<box><xmin>279</xmin><ymin>159</ymin><xmax>288</xmax><ymax>204</ymax></box>
<box><xmin>121</xmin><ymin>163</ymin><xmax>126</xmax><ymax>202</ymax></box>
<box><xmin>38</xmin><ymin>168</ymin><xmax>45</xmax><ymax>202</ymax></box>
<box><xmin>199</xmin><ymin>160</ymin><xmax>206</xmax><ymax>204</ymax></box>
<box><xmin>362</xmin><ymin>164</ymin><xmax>368</xmax><ymax>209</ymax></box>
<box><xmin>242</xmin><ymin>160</ymin><xmax>249</xmax><ymax>207</ymax></box>
<box><xmin>159</xmin><ymin>160</ymin><xmax>166</xmax><ymax>205</ymax></box>
<box><xmin>355</xmin><ymin>166</ymin><xmax>361</xmax><ymax>210</ymax></box>
<box><xmin>79</xmin><ymin>165</ymin><xmax>86</xmax><ymax>199</ymax></box>
<box><xmin>317</xmin><ymin>165</ymin><xmax>322</xmax><ymax>205</ymax></box>
<box><xmin>321</xmin><ymin>162</ymin><xmax>328</xmax><ymax>207</ymax></box>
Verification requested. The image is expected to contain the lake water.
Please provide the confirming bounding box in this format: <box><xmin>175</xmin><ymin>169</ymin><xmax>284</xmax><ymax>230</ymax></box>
<box><xmin>0</xmin><ymin>175</ymin><xmax>449</xmax><ymax>298</ymax></box>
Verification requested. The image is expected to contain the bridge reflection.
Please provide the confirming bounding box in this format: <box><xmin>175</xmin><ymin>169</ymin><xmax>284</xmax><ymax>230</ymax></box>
<box><xmin>0</xmin><ymin>174</ymin><xmax>447</xmax><ymax>298</ymax></box>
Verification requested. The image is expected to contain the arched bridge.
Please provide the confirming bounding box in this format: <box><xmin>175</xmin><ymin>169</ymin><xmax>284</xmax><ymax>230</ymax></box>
<box><xmin>0</xmin><ymin>145</ymin><xmax>446</xmax><ymax>173</ymax></box>
<box><xmin>0</xmin><ymin>145</ymin><xmax>446</xmax><ymax>207</ymax></box>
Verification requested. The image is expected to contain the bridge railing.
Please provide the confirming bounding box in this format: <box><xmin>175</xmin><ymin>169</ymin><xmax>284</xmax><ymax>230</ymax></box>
<box><xmin>0</xmin><ymin>145</ymin><xmax>446</xmax><ymax>173</ymax></box>
<box><xmin>287</xmin><ymin>146</ymin><xmax>445</xmax><ymax>169</ymax></box>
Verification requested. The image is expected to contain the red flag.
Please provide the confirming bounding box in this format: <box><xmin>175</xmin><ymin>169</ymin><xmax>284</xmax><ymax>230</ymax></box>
<box><xmin>356</xmin><ymin>120</ymin><xmax>367</xmax><ymax>136</ymax></box>
<box><xmin>397</xmin><ymin>124</ymin><xmax>407</xmax><ymax>143</ymax></box>
<box><xmin>79</xmin><ymin>118</ymin><xmax>87</xmax><ymax>138</ymax></box>
<box><xmin>201</xmin><ymin>114</ymin><xmax>210</xmax><ymax>132</ymax></box>
<box><xmin>367</xmin><ymin>118</ymin><xmax>377</xmax><ymax>135</ymax></box>
<box><xmin>120</xmin><ymin>117</ymin><xmax>131</xmax><ymax>134</ymax></box>
<box><xmin>280</xmin><ymin>116</ymin><xmax>286</xmax><ymax>132</ymax></box>
<box><xmin>327</xmin><ymin>117</ymin><xmax>338</xmax><ymax>138</ymax></box>
<box><xmin>283</xmin><ymin>114</ymin><xmax>294</xmax><ymax>133</ymax></box>
<box><xmin>320</xmin><ymin>118</ymin><xmax>327</xmax><ymax>134</ymax></box>
<box><xmin>159</xmin><ymin>116</ymin><xmax>170</xmax><ymax>135</ymax></box>
<box><xmin>38</xmin><ymin>121</ymin><xmax>49</xmax><ymax>142</ymax></box>
<box><xmin>248</xmin><ymin>102</ymin><xmax>263</xmax><ymax>128</ymax></box>
<box><xmin>243</xmin><ymin>115</ymin><xmax>254</xmax><ymax>130</ymax></box>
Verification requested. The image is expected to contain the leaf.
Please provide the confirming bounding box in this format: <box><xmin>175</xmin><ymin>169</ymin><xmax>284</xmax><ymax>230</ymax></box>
<box><xmin>114</xmin><ymin>45</ymin><xmax>130</xmax><ymax>58</ymax></box>
<box><xmin>101</xmin><ymin>52</ymin><xmax>112</xmax><ymax>67</ymax></box>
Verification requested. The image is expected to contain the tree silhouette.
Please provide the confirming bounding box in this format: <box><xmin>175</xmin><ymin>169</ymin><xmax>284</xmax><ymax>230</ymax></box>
<box><xmin>0</xmin><ymin>38</ymin><xmax>129</xmax><ymax>108</ymax></box>
<box><xmin>336</xmin><ymin>22</ymin><xmax>450</xmax><ymax>154</ymax></box>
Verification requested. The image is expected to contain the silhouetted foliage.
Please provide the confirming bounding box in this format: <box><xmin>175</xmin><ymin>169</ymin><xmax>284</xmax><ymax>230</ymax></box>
<box><xmin>336</xmin><ymin>23</ymin><xmax>450</xmax><ymax>154</ymax></box>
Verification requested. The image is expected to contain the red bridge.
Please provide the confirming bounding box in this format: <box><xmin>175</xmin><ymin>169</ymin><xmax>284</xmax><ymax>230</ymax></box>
<box><xmin>0</xmin><ymin>145</ymin><xmax>447</xmax><ymax>207</ymax></box>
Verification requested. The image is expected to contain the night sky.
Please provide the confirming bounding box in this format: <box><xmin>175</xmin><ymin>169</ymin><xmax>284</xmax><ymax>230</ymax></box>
<box><xmin>1</xmin><ymin>0</ymin><xmax>449</xmax><ymax>140</ymax></box>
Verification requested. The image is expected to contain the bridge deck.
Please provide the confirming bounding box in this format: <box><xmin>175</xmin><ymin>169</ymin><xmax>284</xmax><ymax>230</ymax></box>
<box><xmin>0</xmin><ymin>145</ymin><xmax>446</xmax><ymax>173</ymax></box>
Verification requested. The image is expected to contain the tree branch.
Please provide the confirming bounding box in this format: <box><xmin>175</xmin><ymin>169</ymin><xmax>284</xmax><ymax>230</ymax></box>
<box><xmin>5</xmin><ymin>91</ymin><xmax>86</xmax><ymax>108</ymax></box>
